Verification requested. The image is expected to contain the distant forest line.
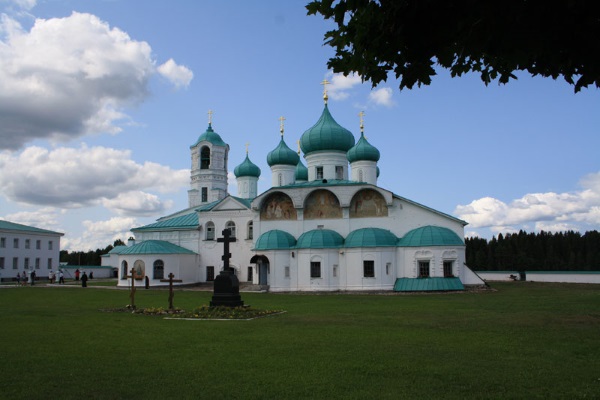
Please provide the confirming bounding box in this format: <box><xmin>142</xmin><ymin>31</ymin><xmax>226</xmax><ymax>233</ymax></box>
<box><xmin>60</xmin><ymin>231</ymin><xmax>600</xmax><ymax>272</ymax></box>
<box><xmin>466</xmin><ymin>230</ymin><xmax>600</xmax><ymax>271</ymax></box>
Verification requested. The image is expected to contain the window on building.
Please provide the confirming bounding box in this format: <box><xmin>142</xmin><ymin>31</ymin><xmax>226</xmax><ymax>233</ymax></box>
<box><xmin>285</xmin><ymin>266</ymin><xmax>290</xmax><ymax>278</ymax></box>
<box><xmin>0</xmin><ymin>257</ymin><xmax>4</xmax><ymax>269</ymax></box>
<box><xmin>247</xmin><ymin>266</ymin><xmax>253</xmax><ymax>282</ymax></box>
<box><xmin>335</xmin><ymin>166</ymin><xmax>343</xmax><ymax>180</ymax></box>
<box><xmin>443</xmin><ymin>261</ymin><xmax>454</xmax><ymax>277</ymax></box>
<box><xmin>200</xmin><ymin>146</ymin><xmax>210</xmax><ymax>169</ymax></box>
<box><xmin>225</xmin><ymin>221</ymin><xmax>236</xmax><ymax>238</ymax></box>
<box><xmin>48</xmin><ymin>241</ymin><xmax>53</xmax><ymax>250</ymax></box>
<box><xmin>47</xmin><ymin>258</ymin><xmax>52</xmax><ymax>269</ymax></box>
<box><xmin>36</xmin><ymin>258</ymin><xmax>41</xmax><ymax>269</ymax></box>
<box><xmin>386</xmin><ymin>263</ymin><xmax>391</xmax><ymax>275</ymax></box>
<box><xmin>24</xmin><ymin>258</ymin><xmax>29</xmax><ymax>269</ymax></box>
<box><xmin>418</xmin><ymin>261</ymin><xmax>430</xmax><ymax>278</ymax></box>
<box><xmin>278</xmin><ymin>173</ymin><xmax>282</xmax><ymax>186</ymax></box>
<box><xmin>206</xmin><ymin>266</ymin><xmax>215</xmax><ymax>281</ymax></box>
<box><xmin>13</xmin><ymin>258</ymin><xmax>18</xmax><ymax>269</ymax></box>
<box><xmin>14</xmin><ymin>238</ymin><xmax>19</xmax><ymax>248</ymax></box>
<box><xmin>153</xmin><ymin>260</ymin><xmax>164</xmax><ymax>280</ymax></box>
<box><xmin>0</xmin><ymin>237</ymin><xmax>5</xmax><ymax>248</ymax></box>
<box><xmin>310</xmin><ymin>261</ymin><xmax>321</xmax><ymax>278</ymax></box>
<box><xmin>206</xmin><ymin>222</ymin><xmax>215</xmax><ymax>240</ymax></box>
<box><xmin>358</xmin><ymin>169</ymin><xmax>364</xmax><ymax>182</ymax></box>
<box><xmin>121</xmin><ymin>261</ymin><xmax>128</xmax><ymax>280</ymax></box>
<box><xmin>247</xmin><ymin>221</ymin><xmax>253</xmax><ymax>240</ymax></box>
<box><xmin>332</xmin><ymin>265</ymin><xmax>337</xmax><ymax>277</ymax></box>
<box><xmin>363</xmin><ymin>260</ymin><xmax>375</xmax><ymax>277</ymax></box>
<box><xmin>201</xmin><ymin>187</ymin><xmax>208</xmax><ymax>202</ymax></box>
<box><xmin>316</xmin><ymin>166</ymin><xmax>324</xmax><ymax>180</ymax></box>
<box><xmin>36</xmin><ymin>240</ymin><xmax>41</xmax><ymax>249</ymax></box>
<box><xmin>25</xmin><ymin>239</ymin><xmax>30</xmax><ymax>249</ymax></box>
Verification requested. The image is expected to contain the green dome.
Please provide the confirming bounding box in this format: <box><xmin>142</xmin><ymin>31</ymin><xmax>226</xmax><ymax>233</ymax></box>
<box><xmin>234</xmin><ymin>154</ymin><xmax>261</xmax><ymax>178</ymax></box>
<box><xmin>399</xmin><ymin>226</ymin><xmax>464</xmax><ymax>247</ymax></box>
<box><xmin>347</xmin><ymin>133</ymin><xmax>380</xmax><ymax>163</ymax></box>
<box><xmin>345</xmin><ymin>228</ymin><xmax>398</xmax><ymax>248</ymax></box>
<box><xmin>295</xmin><ymin>158</ymin><xmax>308</xmax><ymax>181</ymax></box>
<box><xmin>190</xmin><ymin>123</ymin><xmax>227</xmax><ymax>148</ymax></box>
<box><xmin>254</xmin><ymin>230</ymin><xmax>296</xmax><ymax>250</ymax></box>
<box><xmin>267</xmin><ymin>137</ymin><xmax>300</xmax><ymax>166</ymax></box>
<box><xmin>300</xmin><ymin>105</ymin><xmax>355</xmax><ymax>154</ymax></box>
<box><xmin>296</xmin><ymin>229</ymin><xmax>344</xmax><ymax>249</ymax></box>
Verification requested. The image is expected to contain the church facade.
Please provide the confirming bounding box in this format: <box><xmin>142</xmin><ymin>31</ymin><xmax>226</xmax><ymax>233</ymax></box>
<box><xmin>113</xmin><ymin>92</ymin><xmax>483</xmax><ymax>291</ymax></box>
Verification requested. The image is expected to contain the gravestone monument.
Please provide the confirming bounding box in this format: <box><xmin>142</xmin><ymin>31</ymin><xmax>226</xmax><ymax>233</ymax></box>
<box><xmin>210</xmin><ymin>228</ymin><xmax>244</xmax><ymax>307</ymax></box>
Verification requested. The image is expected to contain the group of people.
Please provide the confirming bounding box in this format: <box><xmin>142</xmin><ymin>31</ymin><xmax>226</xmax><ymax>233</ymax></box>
<box><xmin>15</xmin><ymin>270</ymin><xmax>36</xmax><ymax>286</ymax></box>
<box><xmin>48</xmin><ymin>270</ymin><xmax>65</xmax><ymax>284</ymax></box>
<box><xmin>15</xmin><ymin>269</ymin><xmax>94</xmax><ymax>286</ymax></box>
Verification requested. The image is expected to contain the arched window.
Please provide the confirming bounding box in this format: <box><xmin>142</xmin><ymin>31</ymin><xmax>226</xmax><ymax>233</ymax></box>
<box><xmin>226</xmin><ymin>221</ymin><xmax>236</xmax><ymax>238</ymax></box>
<box><xmin>206</xmin><ymin>221</ymin><xmax>215</xmax><ymax>240</ymax></box>
<box><xmin>153</xmin><ymin>260</ymin><xmax>164</xmax><ymax>280</ymax></box>
<box><xmin>200</xmin><ymin>146</ymin><xmax>210</xmax><ymax>169</ymax></box>
<box><xmin>358</xmin><ymin>169</ymin><xmax>363</xmax><ymax>182</ymax></box>
<box><xmin>247</xmin><ymin>221</ymin><xmax>253</xmax><ymax>240</ymax></box>
<box><xmin>121</xmin><ymin>261</ymin><xmax>128</xmax><ymax>280</ymax></box>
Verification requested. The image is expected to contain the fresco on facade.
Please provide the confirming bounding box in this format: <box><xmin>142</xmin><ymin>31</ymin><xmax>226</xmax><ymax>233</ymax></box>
<box><xmin>261</xmin><ymin>192</ymin><xmax>297</xmax><ymax>220</ymax></box>
<box><xmin>304</xmin><ymin>189</ymin><xmax>342</xmax><ymax>219</ymax></box>
<box><xmin>350</xmin><ymin>189</ymin><xmax>388</xmax><ymax>218</ymax></box>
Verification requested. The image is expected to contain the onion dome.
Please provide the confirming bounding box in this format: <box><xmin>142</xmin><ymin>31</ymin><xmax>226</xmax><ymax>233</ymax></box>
<box><xmin>190</xmin><ymin>123</ymin><xmax>227</xmax><ymax>147</ymax></box>
<box><xmin>267</xmin><ymin>137</ymin><xmax>300</xmax><ymax>167</ymax></box>
<box><xmin>295</xmin><ymin>158</ymin><xmax>308</xmax><ymax>181</ymax></box>
<box><xmin>347</xmin><ymin>132</ymin><xmax>380</xmax><ymax>163</ymax></box>
<box><xmin>234</xmin><ymin>154</ymin><xmax>261</xmax><ymax>178</ymax></box>
<box><xmin>300</xmin><ymin>105</ymin><xmax>355</xmax><ymax>155</ymax></box>
<box><xmin>398</xmin><ymin>226</ymin><xmax>464</xmax><ymax>247</ymax></box>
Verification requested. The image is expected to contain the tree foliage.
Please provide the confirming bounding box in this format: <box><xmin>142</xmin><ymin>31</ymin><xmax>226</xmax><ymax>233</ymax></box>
<box><xmin>59</xmin><ymin>239</ymin><xmax>126</xmax><ymax>266</ymax></box>
<box><xmin>466</xmin><ymin>230</ymin><xmax>600</xmax><ymax>271</ymax></box>
<box><xmin>307</xmin><ymin>0</ymin><xmax>600</xmax><ymax>92</ymax></box>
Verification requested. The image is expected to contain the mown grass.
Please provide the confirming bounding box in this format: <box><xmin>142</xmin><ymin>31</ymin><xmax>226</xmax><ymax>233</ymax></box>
<box><xmin>1</xmin><ymin>282</ymin><xmax>599</xmax><ymax>399</ymax></box>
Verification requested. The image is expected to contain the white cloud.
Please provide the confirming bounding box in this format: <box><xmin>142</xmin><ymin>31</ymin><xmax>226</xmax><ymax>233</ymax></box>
<box><xmin>368</xmin><ymin>87</ymin><xmax>394</xmax><ymax>107</ymax></box>
<box><xmin>102</xmin><ymin>191</ymin><xmax>173</xmax><ymax>217</ymax></box>
<box><xmin>158</xmin><ymin>58</ymin><xmax>193</xmax><ymax>88</ymax></box>
<box><xmin>0</xmin><ymin>12</ymin><xmax>193</xmax><ymax>150</ymax></box>
<box><xmin>0</xmin><ymin>145</ymin><xmax>189</xmax><ymax>208</ymax></box>
<box><xmin>455</xmin><ymin>171</ymin><xmax>600</xmax><ymax>234</ymax></box>
<box><xmin>3</xmin><ymin>207</ymin><xmax>64</xmax><ymax>232</ymax></box>
<box><xmin>0</xmin><ymin>0</ymin><xmax>36</xmax><ymax>12</ymax></box>
<box><xmin>327</xmin><ymin>72</ymin><xmax>362</xmax><ymax>100</ymax></box>
<box><xmin>62</xmin><ymin>217</ymin><xmax>136</xmax><ymax>251</ymax></box>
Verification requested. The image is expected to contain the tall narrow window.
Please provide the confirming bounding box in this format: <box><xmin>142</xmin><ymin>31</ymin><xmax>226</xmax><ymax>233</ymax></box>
<box><xmin>247</xmin><ymin>266</ymin><xmax>253</xmax><ymax>282</ymax></box>
<box><xmin>386</xmin><ymin>263</ymin><xmax>391</xmax><ymax>275</ymax></box>
<box><xmin>36</xmin><ymin>258</ymin><xmax>41</xmax><ymax>269</ymax></box>
<box><xmin>201</xmin><ymin>187</ymin><xmax>208</xmax><ymax>202</ymax></box>
<box><xmin>13</xmin><ymin>238</ymin><xmax>19</xmax><ymax>248</ymax></box>
<box><xmin>25</xmin><ymin>239</ymin><xmax>30</xmax><ymax>249</ymax></box>
<box><xmin>247</xmin><ymin>221</ymin><xmax>253</xmax><ymax>240</ymax></box>
<box><xmin>418</xmin><ymin>261</ymin><xmax>430</xmax><ymax>278</ymax></box>
<box><xmin>48</xmin><ymin>241</ymin><xmax>53</xmax><ymax>250</ymax></box>
<box><xmin>200</xmin><ymin>146</ymin><xmax>210</xmax><ymax>169</ymax></box>
<box><xmin>47</xmin><ymin>258</ymin><xmax>52</xmax><ymax>269</ymax></box>
<box><xmin>443</xmin><ymin>261</ymin><xmax>454</xmax><ymax>277</ymax></box>
<box><xmin>206</xmin><ymin>222</ymin><xmax>215</xmax><ymax>240</ymax></box>
<box><xmin>358</xmin><ymin>169</ymin><xmax>364</xmax><ymax>182</ymax></box>
<box><xmin>153</xmin><ymin>260</ymin><xmax>164</xmax><ymax>280</ymax></box>
<box><xmin>36</xmin><ymin>240</ymin><xmax>41</xmax><ymax>249</ymax></box>
<box><xmin>225</xmin><ymin>221</ymin><xmax>236</xmax><ymax>238</ymax></box>
<box><xmin>13</xmin><ymin>257</ymin><xmax>18</xmax><ymax>269</ymax></box>
<box><xmin>363</xmin><ymin>260</ymin><xmax>375</xmax><ymax>277</ymax></box>
<box><xmin>0</xmin><ymin>257</ymin><xmax>4</xmax><ymax>269</ymax></box>
<box><xmin>24</xmin><ymin>258</ymin><xmax>29</xmax><ymax>269</ymax></box>
<box><xmin>310</xmin><ymin>261</ymin><xmax>321</xmax><ymax>278</ymax></box>
<box><xmin>278</xmin><ymin>173</ymin><xmax>282</xmax><ymax>186</ymax></box>
<box><xmin>206</xmin><ymin>266</ymin><xmax>215</xmax><ymax>281</ymax></box>
<box><xmin>335</xmin><ymin>166</ymin><xmax>343</xmax><ymax>180</ymax></box>
<box><xmin>121</xmin><ymin>261</ymin><xmax>128</xmax><ymax>280</ymax></box>
<box><xmin>316</xmin><ymin>166</ymin><xmax>323</xmax><ymax>180</ymax></box>
<box><xmin>0</xmin><ymin>237</ymin><xmax>5</xmax><ymax>248</ymax></box>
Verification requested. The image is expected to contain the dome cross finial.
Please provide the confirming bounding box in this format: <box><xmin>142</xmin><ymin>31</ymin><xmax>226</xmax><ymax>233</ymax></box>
<box><xmin>279</xmin><ymin>116</ymin><xmax>286</xmax><ymax>136</ymax></box>
<box><xmin>358</xmin><ymin>111</ymin><xmax>365</xmax><ymax>134</ymax></box>
<box><xmin>207</xmin><ymin>109</ymin><xmax>214</xmax><ymax>125</ymax></box>
<box><xmin>245</xmin><ymin>142</ymin><xmax>249</xmax><ymax>154</ymax></box>
<box><xmin>320</xmin><ymin>79</ymin><xmax>330</xmax><ymax>104</ymax></box>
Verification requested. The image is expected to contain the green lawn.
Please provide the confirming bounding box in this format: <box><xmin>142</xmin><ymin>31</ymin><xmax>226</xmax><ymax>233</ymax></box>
<box><xmin>1</xmin><ymin>282</ymin><xmax>599</xmax><ymax>399</ymax></box>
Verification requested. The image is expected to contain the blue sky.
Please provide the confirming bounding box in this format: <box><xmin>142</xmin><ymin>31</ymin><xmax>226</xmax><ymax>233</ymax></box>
<box><xmin>1</xmin><ymin>0</ymin><xmax>599</xmax><ymax>251</ymax></box>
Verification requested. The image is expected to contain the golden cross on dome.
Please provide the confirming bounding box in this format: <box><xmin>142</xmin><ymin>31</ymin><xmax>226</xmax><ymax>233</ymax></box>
<box><xmin>297</xmin><ymin>139</ymin><xmax>301</xmax><ymax>155</ymax></box>
<box><xmin>207</xmin><ymin>110</ymin><xmax>213</xmax><ymax>124</ymax></box>
<box><xmin>279</xmin><ymin>116</ymin><xmax>286</xmax><ymax>136</ymax></box>
<box><xmin>245</xmin><ymin>143</ymin><xmax>249</xmax><ymax>154</ymax></box>
<box><xmin>320</xmin><ymin>79</ymin><xmax>330</xmax><ymax>104</ymax></box>
<box><xmin>359</xmin><ymin>111</ymin><xmax>365</xmax><ymax>133</ymax></box>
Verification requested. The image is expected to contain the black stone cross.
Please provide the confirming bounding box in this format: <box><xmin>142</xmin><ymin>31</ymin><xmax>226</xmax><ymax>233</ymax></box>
<box><xmin>125</xmin><ymin>267</ymin><xmax>137</xmax><ymax>310</ymax></box>
<box><xmin>160</xmin><ymin>273</ymin><xmax>183</xmax><ymax>310</ymax></box>
<box><xmin>217</xmin><ymin>228</ymin><xmax>237</xmax><ymax>272</ymax></box>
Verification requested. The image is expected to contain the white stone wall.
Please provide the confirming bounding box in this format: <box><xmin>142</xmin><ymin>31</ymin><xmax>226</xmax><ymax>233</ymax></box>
<box><xmin>0</xmin><ymin>229</ymin><xmax>62</xmax><ymax>280</ymax></box>
<box><xmin>305</xmin><ymin>151</ymin><xmax>349</xmax><ymax>181</ymax></box>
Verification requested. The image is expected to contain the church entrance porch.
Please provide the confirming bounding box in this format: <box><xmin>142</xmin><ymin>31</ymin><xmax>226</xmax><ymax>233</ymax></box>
<box><xmin>250</xmin><ymin>254</ymin><xmax>270</xmax><ymax>290</ymax></box>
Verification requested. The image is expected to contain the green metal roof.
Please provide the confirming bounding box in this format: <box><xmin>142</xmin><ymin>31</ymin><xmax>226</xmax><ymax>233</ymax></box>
<box><xmin>107</xmin><ymin>245</ymin><xmax>129</xmax><ymax>254</ymax></box>
<box><xmin>399</xmin><ymin>226</ymin><xmax>464</xmax><ymax>247</ymax></box>
<box><xmin>345</xmin><ymin>228</ymin><xmax>398</xmax><ymax>248</ymax></box>
<box><xmin>296</xmin><ymin>229</ymin><xmax>344</xmax><ymax>249</ymax></box>
<box><xmin>119</xmin><ymin>240</ymin><xmax>197</xmax><ymax>255</ymax></box>
<box><xmin>347</xmin><ymin>133</ymin><xmax>380</xmax><ymax>163</ymax></box>
<box><xmin>267</xmin><ymin>137</ymin><xmax>300</xmax><ymax>166</ymax></box>
<box><xmin>234</xmin><ymin>154</ymin><xmax>261</xmax><ymax>178</ymax></box>
<box><xmin>393</xmin><ymin>277</ymin><xmax>464</xmax><ymax>292</ymax></box>
<box><xmin>190</xmin><ymin>123</ymin><xmax>227</xmax><ymax>147</ymax></box>
<box><xmin>132</xmin><ymin>212</ymin><xmax>198</xmax><ymax>232</ymax></box>
<box><xmin>300</xmin><ymin>105</ymin><xmax>355</xmax><ymax>154</ymax></box>
<box><xmin>196</xmin><ymin>196</ymin><xmax>252</xmax><ymax>212</ymax></box>
<box><xmin>0</xmin><ymin>220</ymin><xmax>63</xmax><ymax>236</ymax></box>
<box><xmin>295</xmin><ymin>159</ymin><xmax>308</xmax><ymax>181</ymax></box>
<box><xmin>254</xmin><ymin>230</ymin><xmax>297</xmax><ymax>250</ymax></box>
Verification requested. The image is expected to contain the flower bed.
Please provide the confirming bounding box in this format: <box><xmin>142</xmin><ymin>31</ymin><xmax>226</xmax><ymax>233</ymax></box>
<box><xmin>101</xmin><ymin>305</ymin><xmax>284</xmax><ymax>320</ymax></box>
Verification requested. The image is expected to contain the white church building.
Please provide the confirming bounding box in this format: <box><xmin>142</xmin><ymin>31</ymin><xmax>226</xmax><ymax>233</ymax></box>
<box><xmin>113</xmin><ymin>88</ymin><xmax>484</xmax><ymax>292</ymax></box>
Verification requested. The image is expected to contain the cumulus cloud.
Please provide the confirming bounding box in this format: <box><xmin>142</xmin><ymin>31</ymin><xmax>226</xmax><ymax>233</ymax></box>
<box><xmin>455</xmin><ymin>171</ymin><xmax>600</xmax><ymax>234</ymax></box>
<box><xmin>368</xmin><ymin>87</ymin><xmax>394</xmax><ymax>107</ymax></box>
<box><xmin>0</xmin><ymin>145</ymin><xmax>189</xmax><ymax>208</ymax></box>
<box><xmin>61</xmin><ymin>217</ymin><xmax>136</xmax><ymax>251</ymax></box>
<box><xmin>3</xmin><ymin>207</ymin><xmax>64</xmax><ymax>232</ymax></box>
<box><xmin>102</xmin><ymin>191</ymin><xmax>173</xmax><ymax>217</ymax></box>
<box><xmin>327</xmin><ymin>72</ymin><xmax>362</xmax><ymax>100</ymax></box>
<box><xmin>0</xmin><ymin>12</ymin><xmax>193</xmax><ymax>150</ymax></box>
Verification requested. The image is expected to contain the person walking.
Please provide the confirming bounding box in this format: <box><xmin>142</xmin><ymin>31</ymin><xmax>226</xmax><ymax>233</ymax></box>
<box><xmin>81</xmin><ymin>272</ymin><xmax>88</xmax><ymax>288</ymax></box>
<box><xmin>16</xmin><ymin>272</ymin><xmax>21</xmax><ymax>286</ymax></box>
<box><xmin>30</xmin><ymin>270</ymin><xmax>36</xmax><ymax>286</ymax></box>
<box><xmin>58</xmin><ymin>270</ymin><xmax>65</xmax><ymax>284</ymax></box>
<box><xmin>75</xmin><ymin>269</ymin><xmax>80</xmax><ymax>281</ymax></box>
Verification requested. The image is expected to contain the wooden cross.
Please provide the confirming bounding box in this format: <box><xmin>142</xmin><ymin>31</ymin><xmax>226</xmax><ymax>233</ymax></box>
<box><xmin>320</xmin><ymin>79</ymin><xmax>330</xmax><ymax>104</ymax></box>
<box><xmin>125</xmin><ymin>267</ymin><xmax>137</xmax><ymax>310</ymax></box>
<box><xmin>217</xmin><ymin>228</ymin><xmax>237</xmax><ymax>272</ymax></box>
<box><xmin>207</xmin><ymin>109</ymin><xmax>213</xmax><ymax>124</ymax></box>
<box><xmin>160</xmin><ymin>273</ymin><xmax>183</xmax><ymax>310</ymax></box>
<box><xmin>279</xmin><ymin>116</ymin><xmax>285</xmax><ymax>136</ymax></box>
